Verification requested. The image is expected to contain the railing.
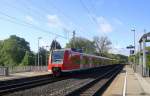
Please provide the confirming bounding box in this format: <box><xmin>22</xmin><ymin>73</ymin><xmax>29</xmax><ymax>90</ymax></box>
<box><xmin>136</xmin><ymin>65</ymin><xmax>143</xmax><ymax>75</ymax></box>
<box><xmin>145</xmin><ymin>67</ymin><xmax>150</xmax><ymax>77</ymax></box>
<box><xmin>136</xmin><ymin>65</ymin><xmax>150</xmax><ymax>77</ymax></box>
<box><xmin>0</xmin><ymin>66</ymin><xmax>48</xmax><ymax>76</ymax></box>
<box><xmin>0</xmin><ymin>67</ymin><xmax>9</xmax><ymax>76</ymax></box>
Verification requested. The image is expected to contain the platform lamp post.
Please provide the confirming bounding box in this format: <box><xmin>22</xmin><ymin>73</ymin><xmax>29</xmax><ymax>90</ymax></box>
<box><xmin>38</xmin><ymin>37</ymin><xmax>42</xmax><ymax>70</ymax></box>
<box><xmin>40</xmin><ymin>55</ymin><xmax>42</xmax><ymax>66</ymax></box>
<box><xmin>45</xmin><ymin>45</ymin><xmax>49</xmax><ymax>66</ymax></box>
<box><xmin>131</xmin><ymin>28</ymin><xmax>136</xmax><ymax>72</ymax></box>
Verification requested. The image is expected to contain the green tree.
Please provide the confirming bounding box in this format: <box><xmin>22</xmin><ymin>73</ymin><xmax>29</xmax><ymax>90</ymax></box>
<box><xmin>20</xmin><ymin>51</ymin><xmax>35</xmax><ymax>66</ymax></box>
<box><xmin>93</xmin><ymin>36</ymin><xmax>112</xmax><ymax>56</ymax></box>
<box><xmin>145</xmin><ymin>47</ymin><xmax>150</xmax><ymax>68</ymax></box>
<box><xmin>0</xmin><ymin>35</ymin><xmax>30</xmax><ymax>66</ymax></box>
<box><xmin>21</xmin><ymin>51</ymin><xmax>30</xmax><ymax>66</ymax></box>
<box><xmin>66</xmin><ymin>37</ymin><xmax>96</xmax><ymax>54</ymax></box>
<box><xmin>105</xmin><ymin>53</ymin><xmax>128</xmax><ymax>64</ymax></box>
<box><xmin>130</xmin><ymin>46</ymin><xmax>150</xmax><ymax>68</ymax></box>
<box><xmin>128</xmin><ymin>55</ymin><xmax>135</xmax><ymax>63</ymax></box>
<box><xmin>114</xmin><ymin>54</ymin><xmax>128</xmax><ymax>64</ymax></box>
<box><xmin>36</xmin><ymin>47</ymin><xmax>49</xmax><ymax>66</ymax></box>
<box><xmin>0</xmin><ymin>41</ymin><xmax>4</xmax><ymax>65</ymax></box>
<box><xmin>50</xmin><ymin>40</ymin><xmax>61</xmax><ymax>51</ymax></box>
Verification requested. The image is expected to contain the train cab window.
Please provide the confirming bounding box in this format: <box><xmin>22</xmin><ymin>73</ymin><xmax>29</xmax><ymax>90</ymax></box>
<box><xmin>52</xmin><ymin>51</ymin><xmax>64</xmax><ymax>64</ymax></box>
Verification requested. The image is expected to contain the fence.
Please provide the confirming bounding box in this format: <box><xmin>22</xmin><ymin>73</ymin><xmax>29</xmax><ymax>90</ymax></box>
<box><xmin>0</xmin><ymin>67</ymin><xmax>9</xmax><ymax>76</ymax></box>
<box><xmin>136</xmin><ymin>64</ymin><xmax>150</xmax><ymax>77</ymax></box>
<box><xmin>135</xmin><ymin>65</ymin><xmax>143</xmax><ymax>75</ymax></box>
<box><xmin>0</xmin><ymin>66</ymin><xmax>48</xmax><ymax>76</ymax></box>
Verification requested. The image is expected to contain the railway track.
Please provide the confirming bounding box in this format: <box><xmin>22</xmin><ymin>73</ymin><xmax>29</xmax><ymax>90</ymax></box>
<box><xmin>0</xmin><ymin>66</ymin><xmax>106</xmax><ymax>96</ymax></box>
<box><xmin>0</xmin><ymin>74</ymin><xmax>70</xmax><ymax>95</ymax></box>
<box><xmin>0</xmin><ymin>74</ymin><xmax>52</xmax><ymax>86</ymax></box>
<box><xmin>1</xmin><ymin>64</ymin><xmax>123</xmax><ymax>96</ymax></box>
<box><xmin>66</xmin><ymin>64</ymin><xmax>123</xmax><ymax>96</ymax></box>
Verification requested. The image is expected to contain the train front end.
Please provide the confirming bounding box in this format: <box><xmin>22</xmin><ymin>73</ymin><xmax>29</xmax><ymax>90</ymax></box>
<box><xmin>48</xmin><ymin>50</ymin><xmax>65</xmax><ymax>76</ymax></box>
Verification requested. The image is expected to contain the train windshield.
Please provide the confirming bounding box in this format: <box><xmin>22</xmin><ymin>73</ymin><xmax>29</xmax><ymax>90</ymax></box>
<box><xmin>52</xmin><ymin>50</ymin><xmax>64</xmax><ymax>64</ymax></box>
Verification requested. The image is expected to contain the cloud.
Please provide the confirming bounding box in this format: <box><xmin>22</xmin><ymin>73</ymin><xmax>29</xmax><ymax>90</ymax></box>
<box><xmin>25</xmin><ymin>15</ymin><xmax>38</xmax><ymax>25</ymax></box>
<box><xmin>47</xmin><ymin>14</ymin><xmax>72</xmax><ymax>38</ymax></box>
<box><xmin>47</xmin><ymin>14</ymin><xmax>63</xmax><ymax>28</ymax></box>
<box><xmin>97</xmin><ymin>16</ymin><xmax>113</xmax><ymax>33</ymax></box>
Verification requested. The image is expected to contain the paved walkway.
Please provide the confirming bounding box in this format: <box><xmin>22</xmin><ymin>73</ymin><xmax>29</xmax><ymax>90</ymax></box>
<box><xmin>0</xmin><ymin>71</ymin><xmax>51</xmax><ymax>81</ymax></box>
<box><xmin>102</xmin><ymin>65</ymin><xmax>150</xmax><ymax>96</ymax></box>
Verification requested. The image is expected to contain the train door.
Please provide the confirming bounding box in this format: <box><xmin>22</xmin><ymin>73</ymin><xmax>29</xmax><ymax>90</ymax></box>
<box><xmin>89</xmin><ymin>57</ymin><xmax>92</xmax><ymax>68</ymax></box>
<box><xmin>80</xmin><ymin>54</ymin><xmax>83</xmax><ymax>69</ymax></box>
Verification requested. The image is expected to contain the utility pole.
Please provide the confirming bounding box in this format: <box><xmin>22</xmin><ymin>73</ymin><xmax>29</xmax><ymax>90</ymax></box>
<box><xmin>131</xmin><ymin>28</ymin><xmax>136</xmax><ymax>72</ymax></box>
<box><xmin>144</xmin><ymin>29</ymin><xmax>146</xmax><ymax>34</ymax></box>
<box><xmin>54</xmin><ymin>36</ymin><xmax>57</xmax><ymax>50</ymax></box>
<box><xmin>38</xmin><ymin>37</ymin><xmax>42</xmax><ymax>70</ymax></box>
<box><xmin>73</xmin><ymin>30</ymin><xmax>76</xmax><ymax>48</ymax></box>
<box><xmin>41</xmin><ymin>55</ymin><xmax>42</xmax><ymax>66</ymax></box>
<box><xmin>34</xmin><ymin>54</ymin><xmax>36</xmax><ymax>66</ymax></box>
<box><xmin>55</xmin><ymin>40</ymin><xmax>56</xmax><ymax>50</ymax></box>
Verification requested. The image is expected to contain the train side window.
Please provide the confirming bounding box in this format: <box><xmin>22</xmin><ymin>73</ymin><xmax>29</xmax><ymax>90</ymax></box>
<box><xmin>86</xmin><ymin>57</ymin><xmax>89</xmax><ymax>65</ymax></box>
<box><xmin>81</xmin><ymin>56</ymin><xmax>85</xmax><ymax>65</ymax></box>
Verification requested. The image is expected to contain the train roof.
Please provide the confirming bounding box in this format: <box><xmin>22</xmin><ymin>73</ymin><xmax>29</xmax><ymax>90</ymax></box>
<box><xmin>53</xmin><ymin>48</ymin><xmax>115</xmax><ymax>61</ymax></box>
<box><xmin>80</xmin><ymin>53</ymin><xmax>114</xmax><ymax>60</ymax></box>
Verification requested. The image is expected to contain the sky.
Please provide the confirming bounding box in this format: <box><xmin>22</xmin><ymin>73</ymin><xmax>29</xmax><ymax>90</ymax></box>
<box><xmin>0</xmin><ymin>0</ymin><xmax>150</xmax><ymax>55</ymax></box>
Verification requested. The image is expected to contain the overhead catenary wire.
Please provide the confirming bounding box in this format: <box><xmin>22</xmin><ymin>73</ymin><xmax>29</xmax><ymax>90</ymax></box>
<box><xmin>1</xmin><ymin>0</ymin><xmax>97</xmax><ymax>49</ymax></box>
<box><xmin>20</xmin><ymin>0</ymin><xmax>71</xmax><ymax>40</ymax></box>
<box><xmin>79</xmin><ymin>0</ymin><xmax>98</xmax><ymax>26</ymax></box>
<box><xmin>0</xmin><ymin>11</ymin><xmax>66</xmax><ymax>39</ymax></box>
<box><xmin>19</xmin><ymin>0</ymin><xmax>77</xmax><ymax>40</ymax></box>
<box><xmin>1</xmin><ymin>0</ymin><xmax>70</xmax><ymax>40</ymax></box>
<box><xmin>18</xmin><ymin>0</ymin><xmax>46</xmax><ymax>17</ymax></box>
<box><xmin>1</xmin><ymin>1</ymin><xmax>94</xmax><ymax>40</ymax></box>
<box><xmin>2</xmin><ymin>0</ymin><xmax>93</xmax><ymax>40</ymax></box>
<box><xmin>19</xmin><ymin>0</ymin><xmax>48</xmax><ymax>23</ymax></box>
<box><xmin>88</xmin><ymin>0</ymin><xmax>98</xmax><ymax>14</ymax></box>
<box><xmin>2</xmin><ymin>0</ymin><xmax>45</xmax><ymax>23</ymax></box>
<box><xmin>41</xmin><ymin>0</ymin><xmax>93</xmax><ymax>39</ymax></box>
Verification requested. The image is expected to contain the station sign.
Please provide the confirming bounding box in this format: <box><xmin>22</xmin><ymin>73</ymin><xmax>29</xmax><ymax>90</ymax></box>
<box><xmin>130</xmin><ymin>50</ymin><xmax>134</xmax><ymax>54</ymax></box>
<box><xmin>126</xmin><ymin>45</ymin><xmax>135</xmax><ymax>49</ymax></box>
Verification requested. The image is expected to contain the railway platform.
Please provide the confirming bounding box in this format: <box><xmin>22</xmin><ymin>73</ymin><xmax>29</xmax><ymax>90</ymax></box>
<box><xmin>102</xmin><ymin>65</ymin><xmax>150</xmax><ymax>96</ymax></box>
<box><xmin>0</xmin><ymin>71</ymin><xmax>51</xmax><ymax>81</ymax></box>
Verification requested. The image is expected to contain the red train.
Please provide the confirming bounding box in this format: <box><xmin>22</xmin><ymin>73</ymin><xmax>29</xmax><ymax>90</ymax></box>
<box><xmin>48</xmin><ymin>48</ymin><xmax>116</xmax><ymax>76</ymax></box>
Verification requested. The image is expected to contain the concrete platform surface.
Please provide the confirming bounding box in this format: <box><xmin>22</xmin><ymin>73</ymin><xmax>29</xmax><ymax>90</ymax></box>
<box><xmin>0</xmin><ymin>71</ymin><xmax>51</xmax><ymax>81</ymax></box>
<box><xmin>102</xmin><ymin>65</ymin><xmax>150</xmax><ymax>96</ymax></box>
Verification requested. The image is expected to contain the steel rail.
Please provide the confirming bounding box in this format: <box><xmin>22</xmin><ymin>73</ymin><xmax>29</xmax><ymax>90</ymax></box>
<box><xmin>0</xmin><ymin>74</ymin><xmax>69</xmax><ymax>95</ymax></box>
<box><xmin>66</xmin><ymin>65</ymin><xmax>123</xmax><ymax>96</ymax></box>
